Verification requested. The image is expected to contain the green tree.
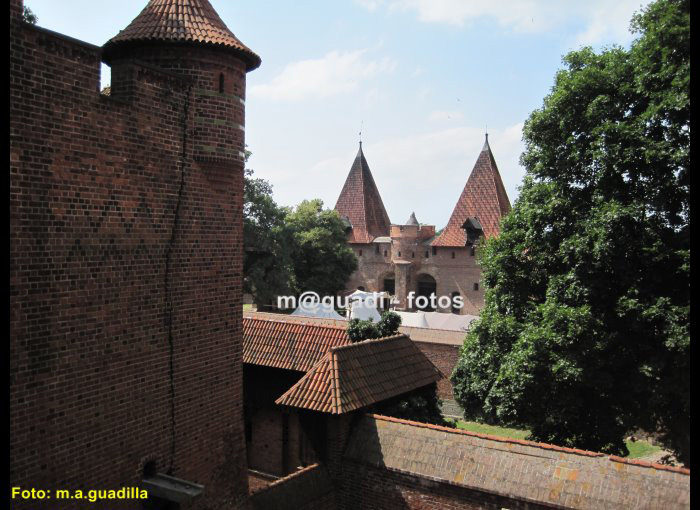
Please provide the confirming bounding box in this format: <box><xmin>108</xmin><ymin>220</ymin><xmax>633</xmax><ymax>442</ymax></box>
<box><xmin>348</xmin><ymin>311</ymin><xmax>402</xmax><ymax>342</ymax></box>
<box><xmin>285</xmin><ymin>199</ymin><xmax>357</xmax><ymax>297</ymax></box>
<box><xmin>451</xmin><ymin>0</ymin><xmax>689</xmax><ymax>464</ymax></box>
<box><xmin>243</xmin><ymin>161</ymin><xmax>295</xmax><ymax>308</ymax></box>
<box><xmin>23</xmin><ymin>6</ymin><xmax>38</xmax><ymax>24</ymax></box>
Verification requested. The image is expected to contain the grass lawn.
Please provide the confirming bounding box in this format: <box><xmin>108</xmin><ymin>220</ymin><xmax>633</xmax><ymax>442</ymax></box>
<box><xmin>445</xmin><ymin>418</ymin><xmax>661</xmax><ymax>459</ymax></box>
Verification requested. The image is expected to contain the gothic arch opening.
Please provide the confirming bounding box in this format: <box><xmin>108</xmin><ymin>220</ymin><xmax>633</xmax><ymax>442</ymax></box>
<box><xmin>416</xmin><ymin>273</ymin><xmax>437</xmax><ymax>311</ymax></box>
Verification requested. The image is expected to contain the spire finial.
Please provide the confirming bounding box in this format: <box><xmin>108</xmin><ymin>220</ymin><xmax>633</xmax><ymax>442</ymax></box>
<box><xmin>359</xmin><ymin>120</ymin><xmax>363</xmax><ymax>148</ymax></box>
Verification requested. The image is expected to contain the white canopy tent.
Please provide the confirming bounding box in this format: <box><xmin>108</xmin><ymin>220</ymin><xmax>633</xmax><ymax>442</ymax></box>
<box><xmin>394</xmin><ymin>311</ymin><xmax>477</xmax><ymax>332</ymax></box>
<box><xmin>291</xmin><ymin>301</ymin><xmax>346</xmax><ymax>320</ymax></box>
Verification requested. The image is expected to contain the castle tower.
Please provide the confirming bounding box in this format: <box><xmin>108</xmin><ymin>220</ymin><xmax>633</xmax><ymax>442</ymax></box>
<box><xmin>433</xmin><ymin>134</ymin><xmax>511</xmax><ymax>246</ymax></box>
<box><xmin>103</xmin><ymin>0</ymin><xmax>261</xmax><ymax>164</ymax></box>
<box><xmin>11</xmin><ymin>1</ymin><xmax>258</xmax><ymax>508</ymax></box>
<box><xmin>334</xmin><ymin>142</ymin><xmax>391</xmax><ymax>244</ymax></box>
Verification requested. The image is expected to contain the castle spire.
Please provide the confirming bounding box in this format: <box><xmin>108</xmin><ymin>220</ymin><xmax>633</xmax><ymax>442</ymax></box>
<box><xmin>335</xmin><ymin>145</ymin><xmax>391</xmax><ymax>243</ymax></box>
<box><xmin>432</xmin><ymin>135</ymin><xmax>510</xmax><ymax>246</ymax></box>
<box><xmin>102</xmin><ymin>0</ymin><xmax>260</xmax><ymax>70</ymax></box>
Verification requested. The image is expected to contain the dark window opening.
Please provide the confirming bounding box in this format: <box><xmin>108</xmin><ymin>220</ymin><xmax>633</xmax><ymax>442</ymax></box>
<box><xmin>398</xmin><ymin>251</ymin><xmax>401</xmax><ymax>257</ymax></box>
<box><xmin>432</xmin><ymin>246</ymin><xmax>437</xmax><ymax>256</ymax></box>
<box><xmin>218</xmin><ymin>73</ymin><xmax>225</xmax><ymax>93</ymax></box>
<box><xmin>411</xmin><ymin>252</ymin><xmax>415</xmax><ymax>258</ymax></box>
<box><xmin>383</xmin><ymin>278</ymin><xmax>395</xmax><ymax>294</ymax></box>
<box><xmin>357</xmin><ymin>286</ymin><xmax>365</xmax><ymax>291</ymax></box>
<box><xmin>473</xmin><ymin>283</ymin><xmax>479</xmax><ymax>291</ymax></box>
<box><xmin>375</xmin><ymin>244</ymin><xmax>380</xmax><ymax>254</ymax></box>
<box><xmin>416</xmin><ymin>274</ymin><xmax>437</xmax><ymax>311</ymax></box>
<box><xmin>451</xmin><ymin>251</ymin><xmax>456</xmax><ymax>259</ymax></box>
<box><xmin>358</xmin><ymin>249</ymin><xmax>362</xmax><ymax>256</ymax></box>
<box><xmin>425</xmin><ymin>251</ymin><xmax>429</xmax><ymax>258</ymax></box>
<box><xmin>143</xmin><ymin>460</ymin><xmax>158</xmax><ymax>478</ymax></box>
<box><xmin>384</xmin><ymin>250</ymin><xmax>388</xmax><ymax>257</ymax></box>
<box><xmin>470</xmin><ymin>246</ymin><xmax>476</xmax><ymax>256</ymax></box>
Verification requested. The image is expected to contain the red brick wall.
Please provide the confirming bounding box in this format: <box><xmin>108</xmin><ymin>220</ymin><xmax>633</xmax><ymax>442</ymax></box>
<box><xmin>338</xmin><ymin>463</ymin><xmax>550</xmax><ymax>510</ymax></box>
<box><xmin>10</xmin><ymin>11</ymin><xmax>250</xmax><ymax>510</ymax></box>
<box><xmin>413</xmin><ymin>342</ymin><xmax>460</xmax><ymax>399</ymax></box>
<box><xmin>250</xmin><ymin>464</ymin><xmax>337</xmax><ymax>510</ymax></box>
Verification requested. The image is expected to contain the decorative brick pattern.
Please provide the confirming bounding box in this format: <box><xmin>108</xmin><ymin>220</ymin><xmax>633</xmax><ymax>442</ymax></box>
<box><xmin>10</xmin><ymin>1</ymin><xmax>256</xmax><ymax>508</ymax></box>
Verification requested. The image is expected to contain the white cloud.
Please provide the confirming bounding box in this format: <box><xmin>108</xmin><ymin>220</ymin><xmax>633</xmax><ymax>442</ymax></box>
<box><xmin>249</xmin><ymin>49</ymin><xmax>396</xmax><ymax>101</ymax></box>
<box><xmin>300</xmin><ymin>123</ymin><xmax>525</xmax><ymax>227</ymax></box>
<box><xmin>356</xmin><ymin>0</ymin><xmax>650</xmax><ymax>45</ymax></box>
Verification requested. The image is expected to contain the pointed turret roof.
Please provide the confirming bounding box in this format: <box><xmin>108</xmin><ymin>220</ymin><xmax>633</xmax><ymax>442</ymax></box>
<box><xmin>406</xmin><ymin>212</ymin><xmax>419</xmax><ymax>226</ymax></box>
<box><xmin>335</xmin><ymin>143</ymin><xmax>391</xmax><ymax>244</ymax></box>
<box><xmin>432</xmin><ymin>135</ymin><xmax>511</xmax><ymax>246</ymax></box>
<box><xmin>102</xmin><ymin>0</ymin><xmax>261</xmax><ymax>70</ymax></box>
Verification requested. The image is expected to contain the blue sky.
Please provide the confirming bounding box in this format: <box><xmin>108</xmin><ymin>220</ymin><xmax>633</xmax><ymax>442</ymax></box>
<box><xmin>26</xmin><ymin>0</ymin><xmax>650</xmax><ymax>228</ymax></box>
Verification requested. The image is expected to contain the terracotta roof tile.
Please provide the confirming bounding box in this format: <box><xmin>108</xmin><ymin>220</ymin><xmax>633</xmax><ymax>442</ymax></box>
<box><xmin>276</xmin><ymin>335</ymin><xmax>442</xmax><ymax>414</ymax></box>
<box><xmin>243</xmin><ymin>317</ymin><xmax>350</xmax><ymax>372</ymax></box>
<box><xmin>345</xmin><ymin>414</ymin><xmax>690</xmax><ymax>510</ymax></box>
<box><xmin>103</xmin><ymin>0</ymin><xmax>260</xmax><ymax>70</ymax></box>
<box><xmin>433</xmin><ymin>136</ymin><xmax>511</xmax><ymax>246</ymax></box>
<box><xmin>334</xmin><ymin>143</ymin><xmax>391</xmax><ymax>244</ymax></box>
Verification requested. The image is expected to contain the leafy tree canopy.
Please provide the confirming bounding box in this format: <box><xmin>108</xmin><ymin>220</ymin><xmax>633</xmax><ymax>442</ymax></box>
<box><xmin>348</xmin><ymin>311</ymin><xmax>402</xmax><ymax>342</ymax></box>
<box><xmin>451</xmin><ymin>0</ymin><xmax>689</xmax><ymax>464</ymax></box>
<box><xmin>243</xmin><ymin>160</ymin><xmax>295</xmax><ymax>307</ymax></box>
<box><xmin>23</xmin><ymin>6</ymin><xmax>38</xmax><ymax>24</ymax></box>
<box><xmin>285</xmin><ymin>199</ymin><xmax>358</xmax><ymax>297</ymax></box>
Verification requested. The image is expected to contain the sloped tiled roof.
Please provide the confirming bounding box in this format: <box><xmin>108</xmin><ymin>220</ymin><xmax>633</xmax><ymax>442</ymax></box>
<box><xmin>243</xmin><ymin>317</ymin><xmax>351</xmax><ymax>372</ymax></box>
<box><xmin>103</xmin><ymin>0</ymin><xmax>261</xmax><ymax>70</ymax></box>
<box><xmin>334</xmin><ymin>143</ymin><xmax>391</xmax><ymax>244</ymax></box>
<box><xmin>276</xmin><ymin>335</ymin><xmax>442</xmax><ymax>414</ymax></box>
<box><xmin>345</xmin><ymin>414</ymin><xmax>690</xmax><ymax>510</ymax></box>
<box><xmin>433</xmin><ymin>135</ymin><xmax>511</xmax><ymax>246</ymax></box>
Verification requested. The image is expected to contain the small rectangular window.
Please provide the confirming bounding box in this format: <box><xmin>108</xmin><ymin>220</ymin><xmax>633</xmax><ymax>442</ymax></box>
<box><xmin>359</xmin><ymin>249</ymin><xmax>363</xmax><ymax>256</ymax></box>
<box><xmin>425</xmin><ymin>251</ymin><xmax>429</xmax><ymax>258</ymax></box>
<box><xmin>432</xmin><ymin>247</ymin><xmax>437</xmax><ymax>256</ymax></box>
<box><xmin>473</xmin><ymin>283</ymin><xmax>479</xmax><ymax>291</ymax></box>
<box><xmin>451</xmin><ymin>252</ymin><xmax>456</xmax><ymax>259</ymax></box>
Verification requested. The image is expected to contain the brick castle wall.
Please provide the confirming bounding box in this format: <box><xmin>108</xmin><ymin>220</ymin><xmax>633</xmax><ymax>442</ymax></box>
<box><xmin>413</xmin><ymin>342</ymin><xmax>460</xmax><ymax>399</ymax></box>
<box><xmin>346</xmin><ymin>244</ymin><xmax>485</xmax><ymax>315</ymax></box>
<box><xmin>338</xmin><ymin>462</ymin><xmax>550</xmax><ymax>510</ymax></box>
<box><xmin>10</xmin><ymin>5</ymin><xmax>250</xmax><ymax>509</ymax></box>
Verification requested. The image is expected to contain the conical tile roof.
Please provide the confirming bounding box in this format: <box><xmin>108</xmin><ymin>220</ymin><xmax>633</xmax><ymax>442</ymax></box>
<box><xmin>103</xmin><ymin>0</ymin><xmax>260</xmax><ymax>70</ymax></box>
<box><xmin>432</xmin><ymin>135</ymin><xmax>511</xmax><ymax>246</ymax></box>
<box><xmin>335</xmin><ymin>143</ymin><xmax>391</xmax><ymax>244</ymax></box>
<box><xmin>406</xmin><ymin>212</ymin><xmax>419</xmax><ymax>226</ymax></box>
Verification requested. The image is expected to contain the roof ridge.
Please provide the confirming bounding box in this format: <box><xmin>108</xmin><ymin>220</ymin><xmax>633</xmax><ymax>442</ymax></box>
<box><xmin>368</xmin><ymin>414</ymin><xmax>612</xmax><ymax>458</ymax></box>
<box><xmin>330</xmin><ymin>333</ymin><xmax>407</xmax><ymax>352</ymax></box>
<box><xmin>243</xmin><ymin>316</ymin><xmax>349</xmax><ymax>332</ymax></box>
